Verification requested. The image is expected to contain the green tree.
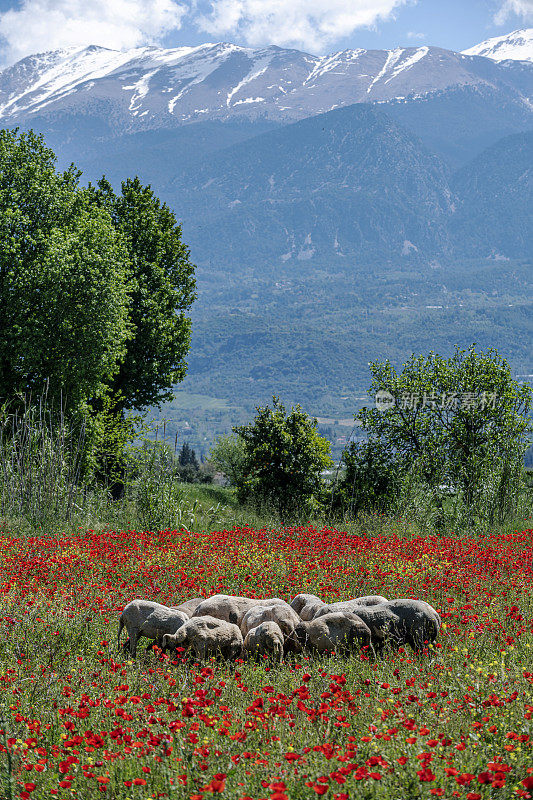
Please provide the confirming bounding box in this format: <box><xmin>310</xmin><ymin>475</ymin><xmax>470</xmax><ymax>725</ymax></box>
<box><xmin>0</xmin><ymin>129</ymin><xmax>130</xmax><ymax>414</ymax></box>
<box><xmin>88</xmin><ymin>177</ymin><xmax>196</xmax><ymax>411</ymax></box>
<box><xmin>178</xmin><ymin>442</ymin><xmax>199</xmax><ymax>469</ymax></box>
<box><xmin>0</xmin><ymin>131</ymin><xmax>197</xmax><ymax>494</ymax></box>
<box><xmin>333</xmin><ymin>438</ymin><xmax>401</xmax><ymax>518</ymax></box>
<box><xmin>88</xmin><ymin>177</ymin><xmax>196</xmax><ymax>496</ymax></box>
<box><xmin>358</xmin><ymin>346</ymin><xmax>532</xmax><ymax>525</ymax></box>
<box><xmin>209</xmin><ymin>432</ymin><xmax>246</xmax><ymax>487</ymax></box>
<box><xmin>234</xmin><ymin>396</ymin><xmax>333</xmax><ymax>519</ymax></box>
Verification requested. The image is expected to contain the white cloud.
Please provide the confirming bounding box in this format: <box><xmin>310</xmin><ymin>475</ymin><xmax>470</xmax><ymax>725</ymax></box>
<box><xmin>195</xmin><ymin>0</ymin><xmax>411</xmax><ymax>53</ymax></box>
<box><xmin>0</xmin><ymin>0</ymin><xmax>186</xmax><ymax>64</ymax></box>
<box><xmin>494</xmin><ymin>0</ymin><xmax>533</xmax><ymax>24</ymax></box>
<box><xmin>407</xmin><ymin>31</ymin><xmax>426</xmax><ymax>40</ymax></box>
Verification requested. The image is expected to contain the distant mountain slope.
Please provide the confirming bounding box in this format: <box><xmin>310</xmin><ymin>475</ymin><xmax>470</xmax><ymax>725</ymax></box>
<box><xmin>0</xmin><ymin>40</ymin><xmax>530</xmax><ymax>133</ymax></box>
<box><xmin>0</xmin><ymin>38</ymin><xmax>530</xmax><ymax>270</ymax></box>
<box><xmin>383</xmin><ymin>83</ymin><xmax>533</xmax><ymax>169</ymax></box>
<box><xmin>167</xmin><ymin>103</ymin><xmax>453</xmax><ymax>266</ymax></box>
<box><xmin>451</xmin><ymin>131</ymin><xmax>533</xmax><ymax>258</ymax></box>
<box><xmin>463</xmin><ymin>28</ymin><xmax>533</xmax><ymax>63</ymax></box>
<box><xmin>49</xmin><ymin>118</ymin><xmax>280</xmax><ymax>184</ymax></box>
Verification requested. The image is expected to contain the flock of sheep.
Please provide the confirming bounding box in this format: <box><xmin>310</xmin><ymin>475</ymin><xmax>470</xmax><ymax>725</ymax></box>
<box><xmin>117</xmin><ymin>592</ymin><xmax>441</xmax><ymax>662</ymax></box>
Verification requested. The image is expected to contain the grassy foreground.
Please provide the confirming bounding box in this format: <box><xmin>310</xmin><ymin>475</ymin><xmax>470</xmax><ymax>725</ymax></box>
<box><xmin>0</xmin><ymin>522</ymin><xmax>532</xmax><ymax>800</ymax></box>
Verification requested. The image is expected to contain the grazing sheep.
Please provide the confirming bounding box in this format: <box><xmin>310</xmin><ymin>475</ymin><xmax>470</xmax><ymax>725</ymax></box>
<box><xmin>162</xmin><ymin>615</ymin><xmax>243</xmax><ymax>661</ymax></box>
<box><xmin>346</xmin><ymin>599</ymin><xmax>441</xmax><ymax>653</ymax></box>
<box><xmin>173</xmin><ymin>597</ymin><xmax>204</xmax><ymax>617</ymax></box>
<box><xmin>344</xmin><ymin>605</ymin><xmax>396</xmax><ymax>652</ymax></box>
<box><xmin>241</xmin><ymin>604</ymin><xmax>300</xmax><ymax>637</ymax></box>
<box><xmin>192</xmin><ymin>594</ymin><xmax>287</xmax><ymax>627</ymax></box>
<box><xmin>290</xmin><ymin>593</ymin><xmax>326</xmax><ymax>621</ymax></box>
<box><xmin>386</xmin><ymin>599</ymin><xmax>441</xmax><ymax>651</ymax></box>
<box><xmin>244</xmin><ymin>622</ymin><xmax>284</xmax><ymax>663</ymax></box>
<box><xmin>118</xmin><ymin>599</ymin><xmax>188</xmax><ymax>657</ymax></box>
<box><xmin>294</xmin><ymin>612</ymin><xmax>371</xmax><ymax>654</ymax></box>
<box><xmin>312</xmin><ymin>595</ymin><xmax>388</xmax><ymax>619</ymax></box>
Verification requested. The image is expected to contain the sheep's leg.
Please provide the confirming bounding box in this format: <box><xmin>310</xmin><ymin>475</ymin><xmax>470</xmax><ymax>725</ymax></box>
<box><xmin>407</xmin><ymin>620</ymin><xmax>426</xmax><ymax>653</ymax></box>
<box><xmin>129</xmin><ymin>631</ymin><xmax>139</xmax><ymax>658</ymax></box>
<box><xmin>195</xmin><ymin>641</ymin><xmax>208</xmax><ymax>660</ymax></box>
<box><xmin>371</xmin><ymin>638</ymin><xmax>385</xmax><ymax>658</ymax></box>
<box><xmin>117</xmin><ymin>615</ymin><xmax>124</xmax><ymax>651</ymax></box>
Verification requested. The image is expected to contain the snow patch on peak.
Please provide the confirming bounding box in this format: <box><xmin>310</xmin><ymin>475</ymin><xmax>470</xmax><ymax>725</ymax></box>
<box><xmin>385</xmin><ymin>47</ymin><xmax>429</xmax><ymax>83</ymax></box>
<box><xmin>124</xmin><ymin>69</ymin><xmax>158</xmax><ymax>113</ymax></box>
<box><xmin>226</xmin><ymin>55</ymin><xmax>272</xmax><ymax>107</ymax></box>
<box><xmin>462</xmin><ymin>28</ymin><xmax>533</xmax><ymax>63</ymax></box>
<box><xmin>366</xmin><ymin>49</ymin><xmax>404</xmax><ymax>94</ymax></box>
<box><xmin>304</xmin><ymin>49</ymin><xmax>365</xmax><ymax>84</ymax></box>
<box><xmin>0</xmin><ymin>45</ymin><xmax>137</xmax><ymax>116</ymax></box>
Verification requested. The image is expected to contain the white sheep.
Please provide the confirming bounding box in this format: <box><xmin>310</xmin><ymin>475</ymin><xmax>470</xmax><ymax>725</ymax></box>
<box><xmin>294</xmin><ymin>612</ymin><xmax>371</xmax><ymax>654</ymax></box>
<box><xmin>241</xmin><ymin>603</ymin><xmax>300</xmax><ymax>637</ymax></box>
<box><xmin>312</xmin><ymin>595</ymin><xmax>388</xmax><ymax>619</ymax></box>
<box><xmin>118</xmin><ymin>599</ymin><xmax>188</xmax><ymax>657</ymax></box>
<box><xmin>173</xmin><ymin>597</ymin><xmax>204</xmax><ymax>617</ymax></box>
<box><xmin>289</xmin><ymin>593</ymin><xmax>326</xmax><ymax>621</ymax></box>
<box><xmin>192</xmin><ymin>594</ymin><xmax>287</xmax><ymax>627</ymax></box>
<box><xmin>162</xmin><ymin>615</ymin><xmax>243</xmax><ymax>661</ymax></box>
<box><xmin>243</xmin><ymin>621</ymin><xmax>284</xmax><ymax>663</ymax></box>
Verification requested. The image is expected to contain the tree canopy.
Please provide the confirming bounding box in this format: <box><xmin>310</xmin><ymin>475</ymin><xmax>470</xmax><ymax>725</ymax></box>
<box><xmin>0</xmin><ymin>129</ymin><xmax>196</xmax><ymax>479</ymax></box>
<box><xmin>351</xmin><ymin>345</ymin><xmax>532</xmax><ymax>525</ymax></box>
<box><xmin>0</xmin><ymin>129</ymin><xmax>130</xmax><ymax>411</ymax></box>
<box><xmin>88</xmin><ymin>177</ymin><xmax>196</xmax><ymax>412</ymax></box>
<box><xmin>234</xmin><ymin>396</ymin><xmax>332</xmax><ymax>519</ymax></box>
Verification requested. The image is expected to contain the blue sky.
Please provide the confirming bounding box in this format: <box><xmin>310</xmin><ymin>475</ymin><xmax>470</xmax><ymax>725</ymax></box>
<box><xmin>165</xmin><ymin>0</ymin><xmax>531</xmax><ymax>53</ymax></box>
<box><xmin>0</xmin><ymin>0</ymin><xmax>530</xmax><ymax>66</ymax></box>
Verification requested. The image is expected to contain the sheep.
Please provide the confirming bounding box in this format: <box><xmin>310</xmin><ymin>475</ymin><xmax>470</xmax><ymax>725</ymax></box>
<box><xmin>386</xmin><ymin>599</ymin><xmax>441</xmax><ymax>652</ymax></box>
<box><xmin>290</xmin><ymin>593</ymin><xmax>326</xmax><ymax>621</ymax></box>
<box><xmin>192</xmin><ymin>594</ymin><xmax>287</xmax><ymax>627</ymax></box>
<box><xmin>294</xmin><ymin>612</ymin><xmax>371</xmax><ymax>655</ymax></box>
<box><xmin>173</xmin><ymin>597</ymin><xmax>204</xmax><ymax>617</ymax></box>
<box><xmin>162</xmin><ymin>615</ymin><xmax>243</xmax><ymax>661</ymax></box>
<box><xmin>312</xmin><ymin>595</ymin><xmax>388</xmax><ymax>619</ymax></box>
<box><xmin>118</xmin><ymin>599</ymin><xmax>188</xmax><ymax>657</ymax></box>
<box><xmin>342</xmin><ymin>604</ymin><xmax>396</xmax><ymax>653</ymax></box>
<box><xmin>243</xmin><ymin>622</ymin><xmax>284</xmax><ymax>663</ymax></box>
<box><xmin>345</xmin><ymin>599</ymin><xmax>441</xmax><ymax>653</ymax></box>
<box><xmin>241</xmin><ymin>603</ymin><xmax>300</xmax><ymax>637</ymax></box>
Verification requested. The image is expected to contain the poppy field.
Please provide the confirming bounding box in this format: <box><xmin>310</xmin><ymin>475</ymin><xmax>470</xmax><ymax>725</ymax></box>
<box><xmin>0</xmin><ymin>523</ymin><xmax>532</xmax><ymax>800</ymax></box>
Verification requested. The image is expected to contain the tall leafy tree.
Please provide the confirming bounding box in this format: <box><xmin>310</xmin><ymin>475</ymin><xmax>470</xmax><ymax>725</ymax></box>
<box><xmin>357</xmin><ymin>345</ymin><xmax>532</xmax><ymax>525</ymax></box>
<box><xmin>0</xmin><ymin>129</ymin><xmax>130</xmax><ymax>412</ymax></box>
<box><xmin>0</xmin><ymin>132</ymin><xmax>196</xmax><ymax>493</ymax></box>
<box><xmin>89</xmin><ymin>177</ymin><xmax>196</xmax><ymax>412</ymax></box>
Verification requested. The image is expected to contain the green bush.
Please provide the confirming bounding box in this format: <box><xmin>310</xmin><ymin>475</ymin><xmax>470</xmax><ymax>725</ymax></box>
<box><xmin>332</xmin><ymin>439</ymin><xmax>401</xmax><ymax>518</ymax></box>
<box><xmin>234</xmin><ymin>396</ymin><xmax>332</xmax><ymax>520</ymax></box>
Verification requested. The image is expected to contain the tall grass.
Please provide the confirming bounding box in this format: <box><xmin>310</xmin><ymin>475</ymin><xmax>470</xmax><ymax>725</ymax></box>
<box><xmin>0</xmin><ymin>400</ymin><xmax>280</xmax><ymax>537</ymax></box>
<box><xmin>0</xmin><ymin>396</ymin><xmax>87</xmax><ymax>525</ymax></box>
<box><xmin>1</xmin><ymin>398</ymin><xmax>531</xmax><ymax>539</ymax></box>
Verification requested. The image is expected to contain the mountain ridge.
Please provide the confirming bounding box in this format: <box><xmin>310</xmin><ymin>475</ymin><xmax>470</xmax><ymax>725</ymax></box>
<box><xmin>0</xmin><ymin>37</ymin><xmax>530</xmax><ymax>132</ymax></box>
<box><xmin>463</xmin><ymin>28</ymin><xmax>533</xmax><ymax>63</ymax></box>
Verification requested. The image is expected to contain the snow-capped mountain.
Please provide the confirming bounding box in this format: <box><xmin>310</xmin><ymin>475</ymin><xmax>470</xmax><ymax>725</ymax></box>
<box><xmin>463</xmin><ymin>28</ymin><xmax>533</xmax><ymax>63</ymax></box>
<box><xmin>0</xmin><ymin>39</ymin><xmax>530</xmax><ymax>131</ymax></box>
